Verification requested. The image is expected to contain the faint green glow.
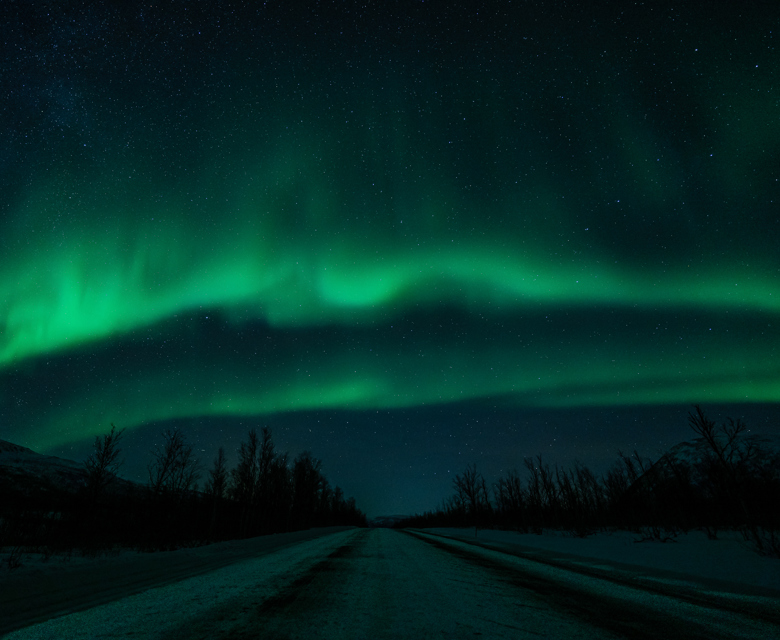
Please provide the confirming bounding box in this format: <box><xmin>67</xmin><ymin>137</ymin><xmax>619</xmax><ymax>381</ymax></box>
<box><xmin>21</xmin><ymin>314</ymin><xmax>780</xmax><ymax>452</ymax></box>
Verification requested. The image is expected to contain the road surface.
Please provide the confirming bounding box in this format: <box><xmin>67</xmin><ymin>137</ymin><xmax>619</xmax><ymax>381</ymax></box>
<box><xmin>4</xmin><ymin>528</ymin><xmax>779</xmax><ymax>639</ymax></box>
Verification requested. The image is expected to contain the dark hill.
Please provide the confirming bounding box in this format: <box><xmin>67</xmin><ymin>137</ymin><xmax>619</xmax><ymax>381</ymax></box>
<box><xmin>0</xmin><ymin>439</ymin><xmax>142</xmax><ymax>504</ymax></box>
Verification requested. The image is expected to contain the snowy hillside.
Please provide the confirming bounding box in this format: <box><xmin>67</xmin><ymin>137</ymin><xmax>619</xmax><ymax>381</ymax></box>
<box><xmin>0</xmin><ymin>439</ymin><xmax>140</xmax><ymax>500</ymax></box>
<box><xmin>633</xmin><ymin>433</ymin><xmax>780</xmax><ymax>491</ymax></box>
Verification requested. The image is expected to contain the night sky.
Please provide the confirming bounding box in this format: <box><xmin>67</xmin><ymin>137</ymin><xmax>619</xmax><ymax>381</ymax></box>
<box><xmin>1</xmin><ymin>1</ymin><xmax>779</xmax><ymax>517</ymax></box>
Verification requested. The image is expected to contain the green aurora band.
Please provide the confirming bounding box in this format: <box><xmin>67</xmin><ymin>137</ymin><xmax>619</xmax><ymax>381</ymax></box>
<box><xmin>9</xmin><ymin>305</ymin><xmax>778</xmax><ymax>452</ymax></box>
<box><xmin>1</xmin><ymin>9</ymin><xmax>778</xmax><ymax>452</ymax></box>
<box><xmin>3</xmin><ymin>101</ymin><xmax>778</xmax><ymax>365</ymax></box>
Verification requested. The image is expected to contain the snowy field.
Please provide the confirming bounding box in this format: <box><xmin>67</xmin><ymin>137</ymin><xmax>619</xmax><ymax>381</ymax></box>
<box><xmin>425</xmin><ymin>527</ymin><xmax>780</xmax><ymax>593</ymax></box>
<box><xmin>3</xmin><ymin>527</ymin><xmax>779</xmax><ymax>639</ymax></box>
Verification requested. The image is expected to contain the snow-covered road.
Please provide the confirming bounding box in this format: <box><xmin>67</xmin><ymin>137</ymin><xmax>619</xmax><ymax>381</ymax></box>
<box><xmin>5</xmin><ymin>528</ymin><xmax>779</xmax><ymax>639</ymax></box>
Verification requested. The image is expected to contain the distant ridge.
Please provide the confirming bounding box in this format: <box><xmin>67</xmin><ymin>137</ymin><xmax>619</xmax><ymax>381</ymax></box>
<box><xmin>369</xmin><ymin>515</ymin><xmax>409</xmax><ymax>528</ymax></box>
<box><xmin>0</xmin><ymin>439</ymin><xmax>37</xmax><ymax>455</ymax></box>
<box><xmin>0</xmin><ymin>438</ymin><xmax>140</xmax><ymax>499</ymax></box>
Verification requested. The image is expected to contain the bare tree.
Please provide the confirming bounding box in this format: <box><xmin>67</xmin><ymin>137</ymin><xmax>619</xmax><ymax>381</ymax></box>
<box><xmin>524</xmin><ymin>456</ymin><xmax>543</xmax><ymax>517</ymax></box>
<box><xmin>205</xmin><ymin>447</ymin><xmax>228</xmax><ymax>539</ymax></box>
<box><xmin>256</xmin><ymin>427</ymin><xmax>276</xmax><ymax>520</ymax></box>
<box><xmin>291</xmin><ymin>451</ymin><xmax>322</xmax><ymax>529</ymax></box>
<box><xmin>230</xmin><ymin>430</ymin><xmax>259</xmax><ymax>502</ymax></box>
<box><xmin>688</xmin><ymin>405</ymin><xmax>746</xmax><ymax>469</ymax></box>
<box><xmin>453</xmin><ymin>463</ymin><xmax>490</xmax><ymax>534</ymax></box>
<box><xmin>688</xmin><ymin>405</ymin><xmax>767</xmax><ymax>551</ymax></box>
<box><xmin>230</xmin><ymin>429</ymin><xmax>261</xmax><ymax>536</ymax></box>
<box><xmin>602</xmin><ymin>462</ymin><xmax>630</xmax><ymax>507</ymax></box>
<box><xmin>444</xmin><ymin>493</ymin><xmax>465</xmax><ymax>519</ymax></box>
<box><xmin>84</xmin><ymin>423</ymin><xmax>125</xmax><ymax>501</ymax></box>
<box><xmin>267</xmin><ymin>452</ymin><xmax>292</xmax><ymax>530</ymax></box>
<box><xmin>575</xmin><ymin>463</ymin><xmax>602</xmax><ymax>517</ymax></box>
<box><xmin>618</xmin><ymin>449</ymin><xmax>651</xmax><ymax>485</ymax></box>
<box><xmin>332</xmin><ymin>486</ymin><xmax>345</xmax><ymax>517</ymax></box>
<box><xmin>562</xmin><ymin>462</ymin><xmax>601</xmax><ymax>535</ymax></box>
<box><xmin>205</xmin><ymin>447</ymin><xmax>228</xmax><ymax>499</ymax></box>
<box><xmin>537</xmin><ymin>456</ymin><xmax>559</xmax><ymax>517</ymax></box>
<box><xmin>556</xmin><ymin>466</ymin><xmax>578</xmax><ymax>523</ymax></box>
<box><xmin>495</xmin><ymin>469</ymin><xmax>525</xmax><ymax>530</ymax></box>
<box><xmin>148</xmin><ymin>428</ymin><xmax>202</xmax><ymax>496</ymax></box>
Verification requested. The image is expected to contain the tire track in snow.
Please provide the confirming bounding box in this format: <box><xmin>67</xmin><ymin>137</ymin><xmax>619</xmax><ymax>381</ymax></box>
<box><xmin>406</xmin><ymin>530</ymin><xmax>779</xmax><ymax>640</ymax></box>
<box><xmin>164</xmin><ymin>528</ymin><xmax>371</xmax><ymax>639</ymax></box>
<box><xmin>252</xmin><ymin>530</ymin><xmax>366</xmax><ymax>618</ymax></box>
<box><xmin>414</xmin><ymin>529</ymin><xmax>780</xmax><ymax>624</ymax></box>
<box><xmin>166</xmin><ymin>528</ymin><xmax>617</xmax><ymax>639</ymax></box>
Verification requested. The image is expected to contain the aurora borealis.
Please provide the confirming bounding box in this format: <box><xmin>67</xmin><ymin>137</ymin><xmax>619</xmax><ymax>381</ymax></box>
<box><xmin>1</xmin><ymin>2</ymin><xmax>779</xmax><ymax>515</ymax></box>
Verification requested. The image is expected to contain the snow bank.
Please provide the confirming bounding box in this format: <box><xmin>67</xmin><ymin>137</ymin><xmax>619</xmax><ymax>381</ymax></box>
<box><xmin>0</xmin><ymin>527</ymin><xmax>353</xmax><ymax>636</ymax></box>
<box><xmin>425</xmin><ymin>527</ymin><xmax>780</xmax><ymax>593</ymax></box>
<box><xmin>3</xmin><ymin>529</ymin><xmax>359</xmax><ymax>640</ymax></box>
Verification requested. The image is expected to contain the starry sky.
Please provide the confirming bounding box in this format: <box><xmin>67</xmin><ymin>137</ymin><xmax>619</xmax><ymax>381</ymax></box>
<box><xmin>1</xmin><ymin>1</ymin><xmax>779</xmax><ymax>517</ymax></box>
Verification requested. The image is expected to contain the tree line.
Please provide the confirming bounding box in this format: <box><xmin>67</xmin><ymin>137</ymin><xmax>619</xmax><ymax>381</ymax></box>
<box><xmin>397</xmin><ymin>407</ymin><xmax>780</xmax><ymax>557</ymax></box>
<box><xmin>2</xmin><ymin>426</ymin><xmax>366</xmax><ymax>561</ymax></box>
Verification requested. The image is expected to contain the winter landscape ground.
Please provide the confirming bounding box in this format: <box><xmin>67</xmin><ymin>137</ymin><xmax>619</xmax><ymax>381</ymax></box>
<box><xmin>2</xmin><ymin>526</ymin><xmax>779</xmax><ymax>639</ymax></box>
